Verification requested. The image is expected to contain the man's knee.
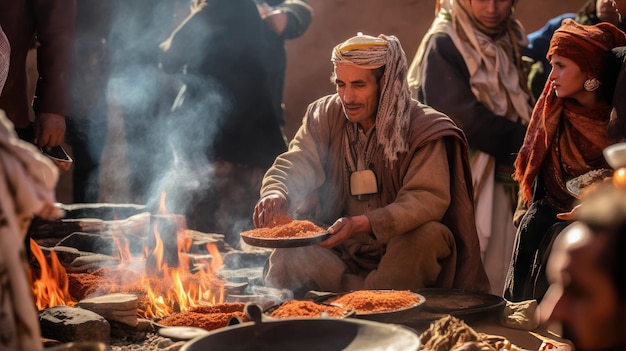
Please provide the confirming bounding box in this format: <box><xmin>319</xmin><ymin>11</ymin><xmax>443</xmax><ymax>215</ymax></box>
<box><xmin>387</xmin><ymin>221</ymin><xmax>455</xmax><ymax>257</ymax></box>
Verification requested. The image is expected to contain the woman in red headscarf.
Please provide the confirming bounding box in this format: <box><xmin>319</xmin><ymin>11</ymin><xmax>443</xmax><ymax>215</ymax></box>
<box><xmin>504</xmin><ymin>19</ymin><xmax>626</xmax><ymax>302</ymax></box>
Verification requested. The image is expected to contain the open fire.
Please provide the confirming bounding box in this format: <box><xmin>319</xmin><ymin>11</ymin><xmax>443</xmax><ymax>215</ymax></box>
<box><xmin>30</xmin><ymin>192</ymin><xmax>225</xmax><ymax>319</ymax></box>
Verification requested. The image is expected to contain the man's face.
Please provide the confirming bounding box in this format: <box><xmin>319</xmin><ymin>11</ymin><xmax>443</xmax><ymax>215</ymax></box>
<box><xmin>334</xmin><ymin>65</ymin><xmax>380</xmax><ymax>130</ymax></box>
<box><xmin>541</xmin><ymin>223</ymin><xmax>626</xmax><ymax>351</ymax></box>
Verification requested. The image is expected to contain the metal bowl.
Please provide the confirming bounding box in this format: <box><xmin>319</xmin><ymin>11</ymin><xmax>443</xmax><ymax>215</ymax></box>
<box><xmin>603</xmin><ymin>142</ymin><xmax>626</xmax><ymax>169</ymax></box>
<box><xmin>44</xmin><ymin>342</ymin><xmax>109</xmax><ymax>351</ymax></box>
<box><xmin>181</xmin><ymin>317</ymin><xmax>420</xmax><ymax>351</ymax></box>
<box><xmin>181</xmin><ymin>303</ymin><xmax>420</xmax><ymax>351</ymax></box>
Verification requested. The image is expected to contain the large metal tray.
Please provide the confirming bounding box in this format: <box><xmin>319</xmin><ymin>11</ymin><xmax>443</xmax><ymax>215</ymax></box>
<box><xmin>240</xmin><ymin>231</ymin><xmax>330</xmax><ymax>248</ymax></box>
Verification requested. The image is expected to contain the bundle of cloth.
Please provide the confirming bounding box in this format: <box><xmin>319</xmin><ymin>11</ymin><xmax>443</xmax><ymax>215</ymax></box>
<box><xmin>0</xmin><ymin>24</ymin><xmax>62</xmax><ymax>351</ymax></box>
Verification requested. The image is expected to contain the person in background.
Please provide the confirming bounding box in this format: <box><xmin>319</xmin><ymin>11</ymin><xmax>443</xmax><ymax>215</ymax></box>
<box><xmin>256</xmin><ymin>0</ymin><xmax>313</xmax><ymax>133</ymax></box>
<box><xmin>505</xmin><ymin>19</ymin><xmax>626</xmax><ymax>302</ymax></box>
<box><xmin>525</xmin><ymin>0</ymin><xmax>626</xmax><ymax>100</ymax></box>
<box><xmin>0</xmin><ymin>25</ymin><xmax>64</xmax><ymax>351</ymax></box>
<box><xmin>159</xmin><ymin>0</ymin><xmax>288</xmax><ymax>247</ymax></box>
<box><xmin>408</xmin><ymin>0</ymin><xmax>533</xmax><ymax>294</ymax></box>
<box><xmin>540</xmin><ymin>181</ymin><xmax>626</xmax><ymax>351</ymax></box>
<box><xmin>254</xmin><ymin>33</ymin><xmax>489</xmax><ymax>297</ymax></box>
<box><xmin>66</xmin><ymin>0</ymin><xmax>114</xmax><ymax>203</ymax></box>
<box><xmin>0</xmin><ymin>0</ymin><xmax>75</xmax><ymax>149</ymax></box>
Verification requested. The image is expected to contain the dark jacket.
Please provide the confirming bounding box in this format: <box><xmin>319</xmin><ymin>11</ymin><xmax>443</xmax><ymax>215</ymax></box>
<box><xmin>160</xmin><ymin>0</ymin><xmax>287</xmax><ymax>168</ymax></box>
<box><xmin>0</xmin><ymin>0</ymin><xmax>75</xmax><ymax>128</ymax></box>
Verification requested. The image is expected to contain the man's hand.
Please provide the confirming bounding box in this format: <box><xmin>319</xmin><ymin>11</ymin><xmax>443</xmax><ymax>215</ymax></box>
<box><xmin>34</xmin><ymin>113</ymin><xmax>66</xmax><ymax>147</ymax></box>
<box><xmin>319</xmin><ymin>215</ymin><xmax>371</xmax><ymax>249</ymax></box>
<box><xmin>36</xmin><ymin>201</ymin><xmax>65</xmax><ymax>221</ymax></box>
<box><xmin>253</xmin><ymin>194</ymin><xmax>287</xmax><ymax>228</ymax></box>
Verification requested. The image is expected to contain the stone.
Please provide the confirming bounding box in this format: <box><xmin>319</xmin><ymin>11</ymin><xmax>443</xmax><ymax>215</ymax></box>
<box><xmin>222</xmin><ymin>250</ymin><xmax>270</xmax><ymax>270</ymax></box>
<box><xmin>67</xmin><ymin>253</ymin><xmax>119</xmax><ymax>273</ymax></box>
<box><xmin>217</xmin><ymin>267</ymin><xmax>264</xmax><ymax>286</ymax></box>
<box><xmin>59</xmin><ymin>203</ymin><xmax>148</xmax><ymax>221</ymax></box>
<box><xmin>78</xmin><ymin>293</ymin><xmax>139</xmax><ymax>327</ymax></box>
<box><xmin>39</xmin><ymin>305</ymin><xmax>110</xmax><ymax>343</ymax></box>
<box><xmin>57</xmin><ymin>232</ymin><xmax>117</xmax><ymax>256</ymax></box>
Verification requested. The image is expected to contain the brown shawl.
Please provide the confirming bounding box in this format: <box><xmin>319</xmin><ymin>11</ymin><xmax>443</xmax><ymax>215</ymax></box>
<box><xmin>514</xmin><ymin>82</ymin><xmax>620</xmax><ymax>211</ymax></box>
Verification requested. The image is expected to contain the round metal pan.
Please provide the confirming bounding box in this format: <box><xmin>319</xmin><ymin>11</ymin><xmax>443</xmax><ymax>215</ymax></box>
<box><xmin>180</xmin><ymin>317</ymin><xmax>420</xmax><ymax>351</ymax></box>
<box><xmin>404</xmin><ymin>288</ymin><xmax>506</xmax><ymax>325</ymax></box>
<box><xmin>240</xmin><ymin>232</ymin><xmax>330</xmax><ymax>248</ymax></box>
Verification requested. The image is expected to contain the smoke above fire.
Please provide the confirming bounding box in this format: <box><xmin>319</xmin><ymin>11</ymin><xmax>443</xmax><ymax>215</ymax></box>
<box><xmin>93</xmin><ymin>0</ymin><xmax>225</xmax><ymax>219</ymax></box>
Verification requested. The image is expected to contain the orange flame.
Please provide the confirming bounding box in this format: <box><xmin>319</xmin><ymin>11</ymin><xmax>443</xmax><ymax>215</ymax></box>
<box><xmin>140</xmin><ymin>192</ymin><xmax>225</xmax><ymax>318</ymax></box>
<box><xmin>30</xmin><ymin>239</ymin><xmax>77</xmax><ymax>310</ymax></box>
<box><xmin>32</xmin><ymin>190</ymin><xmax>226</xmax><ymax>318</ymax></box>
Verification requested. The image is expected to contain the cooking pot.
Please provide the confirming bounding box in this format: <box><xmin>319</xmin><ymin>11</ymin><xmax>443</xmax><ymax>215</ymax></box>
<box><xmin>44</xmin><ymin>342</ymin><xmax>109</xmax><ymax>351</ymax></box>
<box><xmin>181</xmin><ymin>304</ymin><xmax>420</xmax><ymax>351</ymax></box>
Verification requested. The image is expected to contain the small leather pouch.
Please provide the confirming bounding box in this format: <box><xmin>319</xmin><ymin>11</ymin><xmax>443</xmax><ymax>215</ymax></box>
<box><xmin>350</xmin><ymin>169</ymin><xmax>378</xmax><ymax>196</ymax></box>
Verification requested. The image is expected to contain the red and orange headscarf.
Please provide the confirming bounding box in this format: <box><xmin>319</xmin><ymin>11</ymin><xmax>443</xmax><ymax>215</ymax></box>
<box><xmin>548</xmin><ymin>19</ymin><xmax>626</xmax><ymax>79</ymax></box>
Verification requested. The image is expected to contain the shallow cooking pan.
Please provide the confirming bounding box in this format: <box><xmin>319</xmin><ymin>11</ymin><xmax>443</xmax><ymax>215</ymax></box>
<box><xmin>181</xmin><ymin>303</ymin><xmax>420</xmax><ymax>351</ymax></box>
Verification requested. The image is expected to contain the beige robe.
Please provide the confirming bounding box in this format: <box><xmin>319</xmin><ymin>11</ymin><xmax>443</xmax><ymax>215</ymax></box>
<box><xmin>261</xmin><ymin>94</ymin><xmax>489</xmax><ymax>293</ymax></box>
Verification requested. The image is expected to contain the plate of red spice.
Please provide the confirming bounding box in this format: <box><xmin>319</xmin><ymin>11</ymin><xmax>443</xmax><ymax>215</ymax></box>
<box><xmin>311</xmin><ymin>289</ymin><xmax>426</xmax><ymax>323</ymax></box>
<box><xmin>241</xmin><ymin>217</ymin><xmax>330</xmax><ymax>248</ymax></box>
<box><xmin>264</xmin><ymin>299</ymin><xmax>355</xmax><ymax>319</ymax></box>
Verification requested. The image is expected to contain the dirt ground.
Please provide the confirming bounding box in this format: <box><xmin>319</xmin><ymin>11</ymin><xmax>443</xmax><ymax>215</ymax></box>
<box><xmin>56</xmin><ymin>0</ymin><xmax>587</xmax><ymax>204</ymax></box>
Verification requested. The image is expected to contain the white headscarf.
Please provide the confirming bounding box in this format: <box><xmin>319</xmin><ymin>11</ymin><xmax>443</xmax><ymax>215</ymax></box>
<box><xmin>409</xmin><ymin>0</ymin><xmax>532</xmax><ymax>123</ymax></box>
<box><xmin>332</xmin><ymin>33</ymin><xmax>411</xmax><ymax>165</ymax></box>
<box><xmin>0</xmin><ymin>25</ymin><xmax>10</xmax><ymax>94</ymax></box>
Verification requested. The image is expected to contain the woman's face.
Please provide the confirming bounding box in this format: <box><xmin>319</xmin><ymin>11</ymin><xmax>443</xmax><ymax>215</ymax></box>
<box><xmin>469</xmin><ymin>0</ymin><xmax>514</xmax><ymax>29</ymax></box>
<box><xmin>548</xmin><ymin>54</ymin><xmax>591</xmax><ymax>102</ymax></box>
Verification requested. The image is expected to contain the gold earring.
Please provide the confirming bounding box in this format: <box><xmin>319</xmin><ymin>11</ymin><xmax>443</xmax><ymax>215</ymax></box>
<box><xmin>584</xmin><ymin>78</ymin><xmax>601</xmax><ymax>92</ymax></box>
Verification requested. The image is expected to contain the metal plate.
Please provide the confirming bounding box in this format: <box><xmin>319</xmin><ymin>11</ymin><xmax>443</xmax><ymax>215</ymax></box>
<box><xmin>565</xmin><ymin>168</ymin><xmax>613</xmax><ymax>198</ymax></box>
<box><xmin>158</xmin><ymin>326</ymin><xmax>210</xmax><ymax>341</ymax></box>
<box><xmin>263</xmin><ymin>300</ymin><xmax>356</xmax><ymax>320</ymax></box>
<box><xmin>314</xmin><ymin>290</ymin><xmax>426</xmax><ymax>323</ymax></box>
<box><xmin>406</xmin><ymin>288</ymin><xmax>505</xmax><ymax>324</ymax></box>
<box><xmin>240</xmin><ymin>231</ymin><xmax>330</xmax><ymax>248</ymax></box>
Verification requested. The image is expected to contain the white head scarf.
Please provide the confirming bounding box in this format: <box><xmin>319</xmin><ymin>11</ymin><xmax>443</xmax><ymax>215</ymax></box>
<box><xmin>409</xmin><ymin>0</ymin><xmax>532</xmax><ymax>123</ymax></box>
<box><xmin>0</xmin><ymin>25</ymin><xmax>10</xmax><ymax>94</ymax></box>
<box><xmin>332</xmin><ymin>33</ymin><xmax>411</xmax><ymax>164</ymax></box>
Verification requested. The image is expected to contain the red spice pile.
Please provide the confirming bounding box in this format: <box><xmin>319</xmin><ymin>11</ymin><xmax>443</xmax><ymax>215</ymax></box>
<box><xmin>158</xmin><ymin>303</ymin><xmax>248</xmax><ymax>331</ymax></box>
<box><xmin>68</xmin><ymin>267</ymin><xmax>144</xmax><ymax>300</ymax></box>
<box><xmin>329</xmin><ymin>290</ymin><xmax>420</xmax><ymax>314</ymax></box>
<box><xmin>269</xmin><ymin>300</ymin><xmax>347</xmax><ymax>319</ymax></box>
<box><xmin>242</xmin><ymin>216</ymin><xmax>326</xmax><ymax>239</ymax></box>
